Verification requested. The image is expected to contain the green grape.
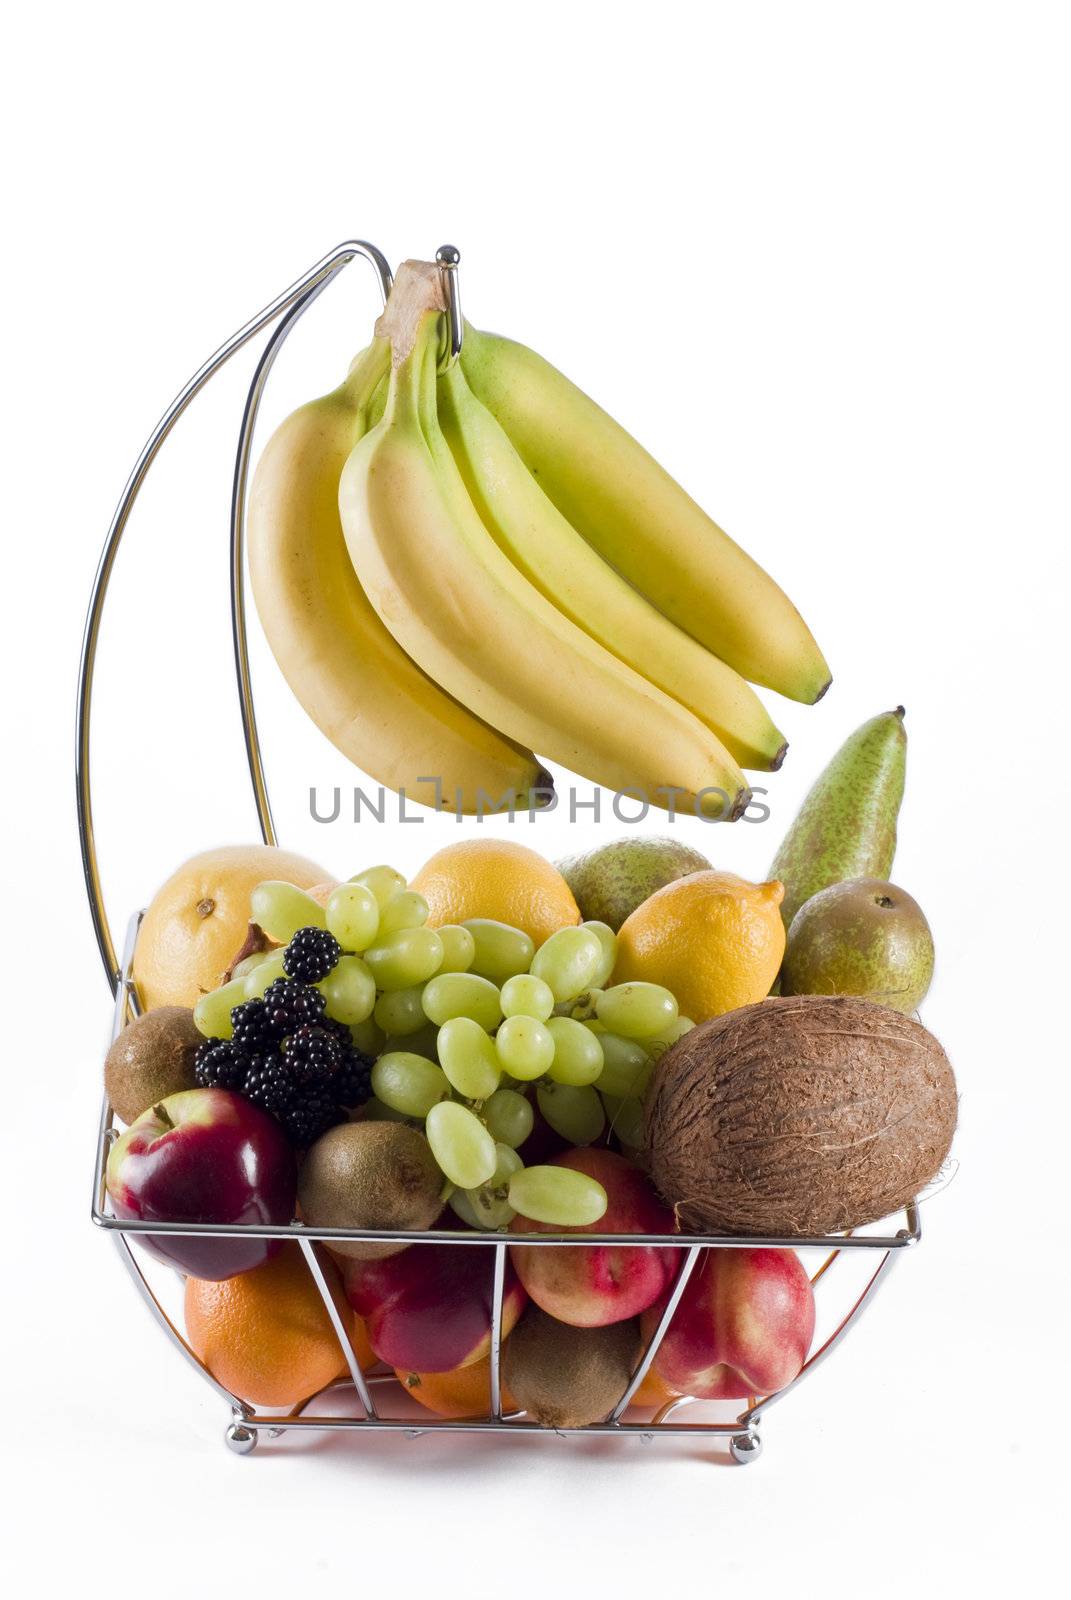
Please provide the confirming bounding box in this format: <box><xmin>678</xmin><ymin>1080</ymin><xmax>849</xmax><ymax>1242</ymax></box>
<box><xmin>317</xmin><ymin>954</ymin><xmax>376</xmax><ymax>1024</ymax></box>
<box><xmin>426</xmin><ymin>1101</ymin><xmax>498</xmax><ymax>1188</ymax></box>
<box><xmin>437</xmin><ymin>1016</ymin><xmax>502</xmax><ymax>1099</ymax></box>
<box><xmin>530</xmin><ymin>926</ymin><xmax>604</xmax><ymax>1003</ymax></box>
<box><xmin>447</xmin><ymin>1186</ymin><xmax>483</xmax><ymax>1229</ymax></box>
<box><xmin>243</xmin><ymin>948</ymin><xmax>287</xmax><ymax>998</ymax></box>
<box><xmin>481</xmin><ymin>1087</ymin><xmax>534</xmax><ymax>1148</ymax></box>
<box><xmin>594</xmin><ymin>1032</ymin><xmax>654</xmax><ymax>1098</ymax></box>
<box><xmin>462</xmin><ymin>919</ymin><xmax>536</xmax><ymax>983</ymax></box>
<box><xmin>362</xmin><ymin>1096</ymin><xmax>416</xmax><ymax>1125</ymax></box>
<box><xmin>371</xmin><ymin>1052</ymin><xmax>451</xmax><ymax>1118</ymax></box>
<box><xmin>231</xmin><ymin>949</ymin><xmax>271</xmax><ymax>980</ymax></box>
<box><xmin>193</xmin><ymin>976</ymin><xmax>249</xmax><ymax>1039</ymax></box>
<box><xmin>325</xmin><ymin>882</ymin><xmax>380</xmax><ymax>952</ymax></box>
<box><xmin>602</xmin><ymin>1093</ymin><xmax>644</xmax><ymax>1149</ymax></box>
<box><xmin>536</xmin><ymin>1081</ymin><xmax>605</xmax><ymax>1144</ymax></box>
<box><xmin>364</xmin><ymin>926</ymin><xmax>444</xmax><ymax>990</ymax></box>
<box><xmin>384</xmin><ymin>1022</ymin><xmax>439</xmax><ymax>1060</ymax></box>
<box><xmin>582</xmin><ymin>921</ymin><xmax>618</xmax><ymax>988</ymax></box>
<box><xmin>545</xmin><ymin>1017</ymin><xmax>604</xmax><ymax>1085</ymax></box>
<box><xmin>508</xmin><ymin>1165</ymin><xmax>608</xmax><ymax>1226</ymax></box>
<box><xmin>250</xmin><ymin>881</ymin><xmax>327</xmax><ymax>943</ymax></box>
<box><xmin>421</xmin><ymin>971</ymin><xmax>502</xmax><ymax>1030</ymax></box>
<box><xmin>595</xmin><ymin>981</ymin><xmax>679</xmax><ymax>1039</ymax></box>
<box><xmin>349</xmin><ymin>864</ymin><xmax>407</xmax><ymax>908</ymax></box>
<box><xmin>435</xmin><ymin>924</ymin><xmax>476</xmax><ymax>973</ymax></box>
<box><xmin>348</xmin><ymin>1016</ymin><xmax>386</xmax><ymax>1057</ymax></box>
<box><xmin>449</xmin><ymin>1143</ymin><xmax>523</xmax><ymax>1230</ymax></box>
<box><xmin>495</xmin><ymin>1015</ymin><xmax>555</xmax><ymax>1081</ymax></box>
<box><xmin>644</xmin><ymin>1015</ymin><xmax>696</xmax><ymax>1061</ymax></box>
<box><xmin>373</xmin><ymin>985</ymin><xmax>428</xmax><ymax>1037</ymax></box>
<box><xmin>500</xmin><ymin>973</ymin><xmax>555</xmax><ymax>1021</ymax></box>
<box><xmin>377</xmin><ymin>890</ymin><xmax>430</xmax><ymax>936</ymax></box>
<box><xmin>564</xmin><ymin>988</ymin><xmax>603</xmax><ymax>1022</ymax></box>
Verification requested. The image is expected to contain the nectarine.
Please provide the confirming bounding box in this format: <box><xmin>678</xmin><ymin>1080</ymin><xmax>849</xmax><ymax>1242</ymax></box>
<box><xmin>509</xmin><ymin>1148</ymin><xmax>677</xmax><ymax>1327</ymax></box>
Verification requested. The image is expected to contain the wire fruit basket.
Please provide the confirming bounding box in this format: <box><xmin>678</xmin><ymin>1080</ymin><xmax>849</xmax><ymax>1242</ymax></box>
<box><xmin>81</xmin><ymin>239</ymin><xmax>920</xmax><ymax>1462</ymax></box>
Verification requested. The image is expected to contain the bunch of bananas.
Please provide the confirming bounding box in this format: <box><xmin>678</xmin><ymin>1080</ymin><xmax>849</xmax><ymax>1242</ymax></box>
<box><xmin>249</xmin><ymin>260</ymin><xmax>829</xmax><ymax>819</ymax></box>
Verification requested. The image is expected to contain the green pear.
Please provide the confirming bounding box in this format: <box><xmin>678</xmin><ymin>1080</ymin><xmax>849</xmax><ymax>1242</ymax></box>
<box><xmin>556</xmin><ymin>835</ymin><xmax>711</xmax><ymax>931</ymax></box>
<box><xmin>781</xmin><ymin>877</ymin><xmax>934</xmax><ymax>1012</ymax></box>
<box><xmin>770</xmin><ymin>707</ymin><xmax>906</xmax><ymax>931</ymax></box>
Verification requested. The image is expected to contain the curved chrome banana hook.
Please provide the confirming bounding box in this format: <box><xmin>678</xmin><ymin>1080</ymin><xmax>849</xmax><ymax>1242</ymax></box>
<box><xmin>77</xmin><ymin>241</ymin><xmax>393</xmax><ymax>992</ymax></box>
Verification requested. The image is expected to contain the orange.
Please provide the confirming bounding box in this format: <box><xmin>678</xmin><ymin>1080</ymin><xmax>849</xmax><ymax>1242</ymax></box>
<box><xmin>410</xmin><ymin>839</ymin><xmax>580</xmax><ymax>945</ymax></box>
<box><xmin>185</xmin><ymin>1245</ymin><xmax>372</xmax><ymax>1409</ymax></box>
<box><xmin>630</xmin><ymin>1365</ymin><xmax>681</xmax><ymax>1410</ymax></box>
<box><xmin>133</xmin><ymin>844</ymin><xmax>331</xmax><ymax>1009</ymax></box>
<box><xmin>613</xmin><ymin>870</ymin><xmax>786</xmax><ymax>1023</ymax></box>
<box><xmin>395</xmin><ymin>1352</ymin><xmax>518</xmax><ymax>1418</ymax></box>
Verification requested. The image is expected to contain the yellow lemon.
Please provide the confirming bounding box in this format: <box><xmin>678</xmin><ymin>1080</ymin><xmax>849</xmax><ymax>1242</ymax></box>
<box><xmin>410</xmin><ymin>839</ymin><xmax>580</xmax><ymax>946</ymax></box>
<box><xmin>613</xmin><ymin>870</ymin><xmax>785</xmax><ymax>1022</ymax></box>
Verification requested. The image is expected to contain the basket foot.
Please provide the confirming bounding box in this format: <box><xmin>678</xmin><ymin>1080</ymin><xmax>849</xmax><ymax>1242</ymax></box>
<box><xmin>729</xmin><ymin>1430</ymin><xmax>762</xmax><ymax>1465</ymax></box>
<box><xmin>225</xmin><ymin>1420</ymin><xmax>258</xmax><ymax>1456</ymax></box>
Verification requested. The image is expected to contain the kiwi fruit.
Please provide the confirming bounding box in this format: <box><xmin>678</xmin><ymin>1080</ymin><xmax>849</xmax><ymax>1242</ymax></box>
<box><xmin>645</xmin><ymin>994</ymin><xmax>957</xmax><ymax>1236</ymax></box>
<box><xmin>104</xmin><ymin>1006</ymin><xmax>202</xmax><ymax>1125</ymax></box>
<box><xmin>503</xmin><ymin>1306</ymin><xmax>642</xmax><ymax>1427</ymax></box>
<box><xmin>298</xmin><ymin>1121</ymin><xmax>444</xmax><ymax>1260</ymax></box>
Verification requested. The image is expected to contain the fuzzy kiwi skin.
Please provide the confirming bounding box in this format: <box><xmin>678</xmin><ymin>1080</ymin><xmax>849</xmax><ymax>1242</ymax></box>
<box><xmin>104</xmin><ymin>1006</ymin><xmax>202</xmax><ymax>1125</ymax></box>
<box><xmin>645</xmin><ymin>994</ymin><xmax>957</xmax><ymax>1236</ymax></box>
<box><xmin>298</xmin><ymin>1121</ymin><xmax>444</xmax><ymax>1261</ymax></box>
<box><xmin>503</xmin><ymin>1306</ymin><xmax>642</xmax><ymax>1427</ymax></box>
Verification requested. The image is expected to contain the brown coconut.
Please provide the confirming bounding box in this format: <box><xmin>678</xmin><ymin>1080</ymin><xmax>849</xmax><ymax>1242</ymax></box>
<box><xmin>644</xmin><ymin>995</ymin><xmax>957</xmax><ymax>1236</ymax></box>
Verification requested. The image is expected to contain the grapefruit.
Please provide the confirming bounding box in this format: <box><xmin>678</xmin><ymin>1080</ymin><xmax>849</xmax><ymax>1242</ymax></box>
<box><xmin>133</xmin><ymin>843</ymin><xmax>331</xmax><ymax>1009</ymax></box>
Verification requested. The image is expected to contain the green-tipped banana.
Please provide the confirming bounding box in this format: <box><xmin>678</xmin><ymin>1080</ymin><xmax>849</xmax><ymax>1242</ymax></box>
<box><xmin>459</xmin><ymin>323</ymin><xmax>831</xmax><ymax>705</ymax></box>
<box><xmin>248</xmin><ymin>340</ymin><xmax>549</xmax><ymax>813</ymax></box>
<box><xmin>339</xmin><ymin>304</ymin><xmax>751</xmax><ymax>820</ymax></box>
<box><xmin>437</xmin><ymin>362</ymin><xmax>787</xmax><ymax>772</ymax></box>
<box><xmin>769</xmin><ymin>707</ymin><xmax>907</xmax><ymax>929</ymax></box>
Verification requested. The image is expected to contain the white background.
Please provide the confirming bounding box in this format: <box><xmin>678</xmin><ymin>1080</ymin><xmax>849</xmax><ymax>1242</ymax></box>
<box><xmin>3</xmin><ymin>1</ymin><xmax>1068</xmax><ymax>1591</ymax></box>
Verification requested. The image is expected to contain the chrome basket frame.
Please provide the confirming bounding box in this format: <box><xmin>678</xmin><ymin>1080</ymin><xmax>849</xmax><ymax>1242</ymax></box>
<box><xmin>81</xmin><ymin>241</ymin><xmax>920</xmax><ymax>1461</ymax></box>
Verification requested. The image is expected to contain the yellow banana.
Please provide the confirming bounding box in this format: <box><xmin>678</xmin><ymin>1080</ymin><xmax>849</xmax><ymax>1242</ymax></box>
<box><xmin>437</xmin><ymin>361</ymin><xmax>787</xmax><ymax>772</ymax></box>
<box><xmin>247</xmin><ymin>340</ymin><xmax>550</xmax><ymax>813</ymax></box>
<box><xmin>338</xmin><ymin>311</ymin><xmax>751</xmax><ymax>821</ymax></box>
<box><xmin>459</xmin><ymin>324</ymin><xmax>831</xmax><ymax>705</ymax></box>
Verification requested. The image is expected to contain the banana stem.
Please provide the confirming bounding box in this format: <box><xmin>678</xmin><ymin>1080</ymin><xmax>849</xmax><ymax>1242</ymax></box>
<box><xmin>374</xmin><ymin>259</ymin><xmax>447</xmax><ymax>364</ymax></box>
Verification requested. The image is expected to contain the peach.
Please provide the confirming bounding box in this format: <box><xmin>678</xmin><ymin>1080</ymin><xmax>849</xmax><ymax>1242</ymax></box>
<box><xmin>642</xmin><ymin>1247</ymin><xmax>815</xmax><ymax>1399</ymax></box>
<box><xmin>342</xmin><ymin>1241</ymin><xmax>526</xmax><ymax>1373</ymax></box>
<box><xmin>509</xmin><ymin>1148</ymin><xmax>677</xmax><ymax>1327</ymax></box>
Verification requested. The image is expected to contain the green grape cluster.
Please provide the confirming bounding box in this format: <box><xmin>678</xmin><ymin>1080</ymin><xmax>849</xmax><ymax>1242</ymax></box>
<box><xmin>192</xmin><ymin>865</ymin><xmax>692</xmax><ymax>1231</ymax></box>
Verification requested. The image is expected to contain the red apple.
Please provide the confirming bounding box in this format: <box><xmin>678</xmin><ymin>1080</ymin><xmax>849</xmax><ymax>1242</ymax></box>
<box><xmin>642</xmin><ymin>1247</ymin><xmax>815</xmax><ymax>1399</ymax></box>
<box><xmin>106</xmin><ymin>1088</ymin><xmax>296</xmax><ymax>1280</ymax></box>
<box><xmin>341</xmin><ymin>1241</ymin><xmax>526</xmax><ymax>1372</ymax></box>
<box><xmin>508</xmin><ymin>1148</ymin><xmax>677</xmax><ymax>1327</ymax></box>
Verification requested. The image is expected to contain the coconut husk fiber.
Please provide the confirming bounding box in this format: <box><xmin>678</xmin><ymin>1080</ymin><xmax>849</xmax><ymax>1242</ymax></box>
<box><xmin>644</xmin><ymin>995</ymin><xmax>957</xmax><ymax>1236</ymax></box>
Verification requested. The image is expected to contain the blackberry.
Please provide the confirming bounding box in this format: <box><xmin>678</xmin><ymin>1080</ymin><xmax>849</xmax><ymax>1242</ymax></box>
<box><xmin>241</xmin><ymin>1047</ymin><xmax>342</xmax><ymax>1146</ymax></box>
<box><xmin>336</xmin><ymin>1045</ymin><xmax>374</xmax><ymax>1109</ymax></box>
<box><xmin>194</xmin><ymin>1039</ymin><xmax>251</xmax><ymax>1091</ymax></box>
<box><xmin>242</xmin><ymin>1052</ymin><xmax>296</xmax><ymax>1116</ymax></box>
<box><xmin>229</xmin><ymin>997</ymin><xmax>278</xmax><ymax>1052</ymax></box>
<box><xmin>320</xmin><ymin>1017</ymin><xmax>355</xmax><ymax>1047</ymax></box>
<box><xmin>283</xmin><ymin>1024</ymin><xmax>342</xmax><ymax>1086</ymax></box>
<box><xmin>279</xmin><ymin>1091</ymin><xmax>342</xmax><ymax>1147</ymax></box>
<box><xmin>261</xmin><ymin>977</ymin><xmax>326</xmax><ymax>1035</ymax></box>
<box><xmin>283</xmin><ymin>926</ymin><xmax>342</xmax><ymax>984</ymax></box>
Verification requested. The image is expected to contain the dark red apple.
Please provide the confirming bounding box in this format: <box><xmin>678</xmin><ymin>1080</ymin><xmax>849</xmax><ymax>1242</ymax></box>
<box><xmin>106</xmin><ymin>1088</ymin><xmax>296</xmax><ymax>1280</ymax></box>
<box><xmin>641</xmin><ymin>1247</ymin><xmax>815</xmax><ymax>1399</ymax></box>
<box><xmin>508</xmin><ymin>1147</ymin><xmax>678</xmax><ymax>1327</ymax></box>
<box><xmin>342</xmin><ymin>1241</ymin><xmax>526</xmax><ymax>1372</ymax></box>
